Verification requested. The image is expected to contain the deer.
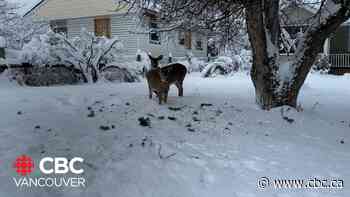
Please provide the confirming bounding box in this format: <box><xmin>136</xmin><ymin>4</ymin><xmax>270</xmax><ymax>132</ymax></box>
<box><xmin>146</xmin><ymin>66</ymin><xmax>170</xmax><ymax>104</ymax></box>
<box><xmin>148</xmin><ymin>54</ymin><xmax>187</xmax><ymax>97</ymax></box>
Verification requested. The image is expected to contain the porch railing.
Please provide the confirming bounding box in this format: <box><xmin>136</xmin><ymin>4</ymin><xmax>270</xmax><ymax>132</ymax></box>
<box><xmin>328</xmin><ymin>54</ymin><xmax>350</xmax><ymax>68</ymax></box>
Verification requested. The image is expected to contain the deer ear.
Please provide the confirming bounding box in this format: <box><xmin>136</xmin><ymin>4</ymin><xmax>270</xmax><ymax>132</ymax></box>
<box><xmin>148</xmin><ymin>53</ymin><xmax>155</xmax><ymax>60</ymax></box>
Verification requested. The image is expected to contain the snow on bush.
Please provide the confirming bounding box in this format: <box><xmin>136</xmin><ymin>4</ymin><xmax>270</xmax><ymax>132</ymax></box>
<box><xmin>188</xmin><ymin>57</ymin><xmax>207</xmax><ymax>72</ymax></box>
<box><xmin>312</xmin><ymin>55</ymin><xmax>330</xmax><ymax>74</ymax></box>
<box><xmin>201</xmin><ymin>56</ymin><xmax>242</xmax><ymax>77</ymax></box>
<box><xmin>19</xmin><ymin>29</ymin><xmax>142</xmax><ymax>84</ymax></box>
<box><xmin>174</xmin><ymin>53</ymin><xmax>207</xmax><ymax>73</ymax></box>
<box><xmin>238</xmin><ymin>49</ymin><xmax>252</xmax><ymax>71</ymax></box>
<box><xmin>21</xmin><ymin>34</ymin><xmax>51</xmax><ymax>66</ymax></box>
<box><xmin>0</xmin><ymin>0</ymin><xmax>48</xmax><ymax>49</ymax></box>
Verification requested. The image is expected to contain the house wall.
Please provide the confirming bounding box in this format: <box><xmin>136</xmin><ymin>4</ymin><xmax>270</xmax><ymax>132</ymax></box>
<box><xmin>59</xmin><ymin>15</ymin><xmax>208</xmax><ymax>58</ymax></box>
<box><xmin>67</xmin><ymin>18</ymin><xmax>94</xmax><ymax>38</ymax></box>
<box><xmin>282</xmin><ymin>5</ymin><xmax>350</xmax><ymax>56</ymax></box>
<box><xmin>135</xmin><ymin>30</ymin><xmax>207</xmax><ymax>59</ymax></box>
<box><xmin>28</xmin><ymin>0</ymin><xmax>207</xmax><ymax>59</ymax></box>
<box><xmin>111</xmin><ymin>15</ymin><xmax>138</xmax><ymax>55</ymax></box>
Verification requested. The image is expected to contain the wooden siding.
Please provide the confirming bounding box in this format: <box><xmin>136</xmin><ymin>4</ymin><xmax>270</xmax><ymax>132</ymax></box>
<box><xmin>111</xmin><ymin>15</ymin><xmax>138</xmax><ymax>55</ymax></box>
<box><xmin>67</xmin><ymin>18</ymin><xmax>94</xmax><ymax>38</ymax></box>
<box><xmin>51</xmin><ymin>14</ymin><xmax>207</xmax><ymax>58</ymax></box>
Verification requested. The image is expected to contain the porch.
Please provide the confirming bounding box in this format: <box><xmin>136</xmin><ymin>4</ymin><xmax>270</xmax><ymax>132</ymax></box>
<box><xmin>328</xmin><ymin>54</ymin><xmax>350</xmax><ymax>75</ymax></box>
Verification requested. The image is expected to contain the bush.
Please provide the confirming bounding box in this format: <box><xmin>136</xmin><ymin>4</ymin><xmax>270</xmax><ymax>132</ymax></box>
<box><xmin>312</xmin><ymin>55</ymin><xmax>330</xmax><ymax>74</ymax></box>
<box><xmin>101</xmin><ymin>65</ymin><xmax>140</xmax><ymax>83</ymax></box>
<box><xmin>201</xmin><ymin>56</ymin><xmax>237</xmax><ymax>77</ymax></box>
<box><xmin>19</xmin><ymin>29</ymin><xmax>141</xmax><ymax>84</ymax></box>
<box><xmin>23</xmin><ymin>66</ymin><xmax>81</xmax><ymax>86</ymax></box>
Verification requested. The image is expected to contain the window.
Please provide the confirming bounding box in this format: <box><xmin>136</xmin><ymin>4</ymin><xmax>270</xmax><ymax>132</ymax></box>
<box><xmin>196</xmin><ymin>37</ymin><xmax>203</xmax><ymax>50</ymax></box>
<box><xmin>95</xmin><ymin>18</ymin><xmax>111</xmax><ymax>38</ymax></box>
<box><xmin>149</xmin><ymin>22</ymin><xmax>161</xmax><ymax>45</ymax></box>
<box><xmin>179</xmin><ymin>31</ymin><xmax>192</xmax><ymax>49</ymax></box>
<box><xmin>178</xmin><ymin>31</ymin><xmax>185</xmax><ymax>45</ymax></box>
<box><xmin>50</xmin><ymin>20</ymin><xmax>67</xmax><ymax>35</ymax></box>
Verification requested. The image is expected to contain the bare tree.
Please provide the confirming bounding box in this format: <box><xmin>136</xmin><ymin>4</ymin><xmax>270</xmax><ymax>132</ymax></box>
<box><xmin>118</xmin><ymin>0</ymin><xmax>350</xmax><ymax>109</ymax></box>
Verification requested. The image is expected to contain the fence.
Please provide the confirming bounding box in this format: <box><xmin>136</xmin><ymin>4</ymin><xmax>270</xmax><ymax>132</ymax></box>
<box><xmin>328</xmin><ymin>54</ymin><xmax>350</xmax><ymax>68</ymax></box>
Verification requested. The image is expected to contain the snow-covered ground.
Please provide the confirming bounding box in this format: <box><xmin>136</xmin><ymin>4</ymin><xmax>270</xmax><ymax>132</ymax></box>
<box><xmin>0</xmin><ymin>72</ymin><xmax>349</xmax><ymax>197</ymax></box>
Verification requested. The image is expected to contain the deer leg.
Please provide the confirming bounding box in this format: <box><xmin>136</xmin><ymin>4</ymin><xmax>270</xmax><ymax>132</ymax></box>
<box><xmin>148</xmin><ymin>86</ymin><xmax>152</xmax><ymax>99</ymax></box>
<box><xmin>158</xmin><ymin>94</ymin><xmax>162</xmax><ymax>105</ymax></box>
<box><xmin>164</xmin><ymin>91</ymin><xmax>168</xmax><ymax>103</ymax></box>
<box><xmin>176</xmin><ymin>81</ymin><xmax>184</xmax><ymax>97</ymax></box>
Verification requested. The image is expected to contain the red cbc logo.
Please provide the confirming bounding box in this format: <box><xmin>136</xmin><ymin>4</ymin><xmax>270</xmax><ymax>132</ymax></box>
<box><xmin>13</xmin><ymin>155</ymin><xmax>35</xmax><ymax>176</ymax></box>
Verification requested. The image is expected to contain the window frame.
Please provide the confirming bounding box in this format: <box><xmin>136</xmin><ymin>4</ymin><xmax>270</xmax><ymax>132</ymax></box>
<box><xmin>149</xmin><ymin>21</ymin><xmax>161</xmax><ymax>45</ymax></box>
<box><xmin>178</xmin><ymin>31</ymin><xmax>185</xmax><ymax>45</ymax></box>
<box><xmin>50</xmin><ymin>20</ymin><xmax>68</xmax><ymax>36</ymax></box>
<box><xmin>195</xmin><ymin>36</ymin><xmax>203</xmax><ymax>50</ymax></box>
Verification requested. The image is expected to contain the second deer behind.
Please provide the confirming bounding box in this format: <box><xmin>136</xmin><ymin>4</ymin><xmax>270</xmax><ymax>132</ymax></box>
<box><xmin>148</xmin><ymin>55</ymin><xmax>187</xmax><ymax>97</ymax></box>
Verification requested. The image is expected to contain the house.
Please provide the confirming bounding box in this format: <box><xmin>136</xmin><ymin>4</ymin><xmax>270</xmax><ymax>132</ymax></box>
<box><xmin>281</xmin><ymin>2</ymin><xmax>350</xmax><ymax>74</ymax></box>
<box><xmin>24</xmin><ymin>0</ymin><xmax>208</xmax><ymax>60</ymax></box>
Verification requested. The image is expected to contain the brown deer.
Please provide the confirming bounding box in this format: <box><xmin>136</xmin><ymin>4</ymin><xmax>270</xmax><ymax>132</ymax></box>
<box><xmin>146</xmin><ymin>67</ymin><xmax>170</xmax><ymax>104</ymax></box>
<box><xmin>148</xmin><ymin>54</ymin><xmax>187</xmax><ymax>97</ymax></box>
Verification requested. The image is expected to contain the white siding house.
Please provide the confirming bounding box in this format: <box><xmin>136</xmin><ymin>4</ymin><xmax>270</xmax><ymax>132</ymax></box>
<box><xmin>25</xmin><ymin>0</ymin><xmax>207</xmax><ymax>59</ymax></box>
<box><xmin>281</xmin><ymin>3</ymin><xmax>350</xmax><ymax>73</ymax></box>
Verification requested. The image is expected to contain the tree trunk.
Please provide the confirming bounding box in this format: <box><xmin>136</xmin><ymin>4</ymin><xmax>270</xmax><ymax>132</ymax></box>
<box><xmin>246</xmin><ymin>0</ymin><xmax>288</xmax><ymax>110</ymax></box>
<box><xmin>245</xmin><ymin>0</ymin><xmax>350</xmax><ymax>110</ymax></box>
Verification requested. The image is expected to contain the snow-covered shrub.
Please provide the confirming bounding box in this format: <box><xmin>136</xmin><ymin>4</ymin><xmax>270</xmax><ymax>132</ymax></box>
<box><xmin>312</xmin><ymin>55</ymin><xmax>330</xmax><ymax>74</ymax></box>
<box><xmin>173</xmin><ymin>56</ymin><xmax>207</xmax><ymax>73</ymax></box>
<box><xmin>107</xmin><ymin>50</ymin><xmax>151</xmax><ymax>78</ymax></box>
<box><xmin>238</xmin><ymin>49</ymin><xmax>252</xmax><ymax>71</ymax></box>
<box><xmin>0</xmin><ymin>0</ymin><xmax>48</xmax><ymax>49</ymax></box>
<box><xmin>187</xmin><ymin>57</ymin><xmax>207</xmax><ymax>72</ymax></box>
<box><xmin>101</xmin><ymin>65</ymin><xmax>140</xmax><ymax>83</ymax></box>
<box><xmin>21</xmin><ymin>34</ymin><xmax>51</xmax><ymax>66</ymax></box>
<box><xmin>51</xmin><ymin>29</ymin><xmax>125</xmax><ymax>83</ymax></box>
<box><xmin>201</xmin><ymin>56</ymin><xmax>238</xmax><ymax>77</ymax></box>
<box><xmin>23</xmin><ymin>66</ymin><xmax>81</xmax><ymax>86</ymax></box>
<box><xmin>19</xmin><ymin>29</ymin><xmax>130</xmax><ymax>84</ymax></box>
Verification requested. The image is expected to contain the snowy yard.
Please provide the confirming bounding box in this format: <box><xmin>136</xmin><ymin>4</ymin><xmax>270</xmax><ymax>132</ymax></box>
<box><xmin>0</xmin><ymin>72</ymin><xmax>349</xmax><ymax>197</ymax></box>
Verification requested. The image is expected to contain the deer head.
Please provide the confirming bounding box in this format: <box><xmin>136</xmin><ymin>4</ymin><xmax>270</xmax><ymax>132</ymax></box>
<box><xmin>148</xmin><ymin>54</ymin><xmax>163</xmax><ymax>69</ymax></box>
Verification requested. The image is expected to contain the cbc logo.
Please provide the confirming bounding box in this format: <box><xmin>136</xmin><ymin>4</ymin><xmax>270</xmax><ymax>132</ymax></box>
<box><xmin>39</xmin><ymin>157</ymin><xmax>84</xmax><ymax>174</ymax></box>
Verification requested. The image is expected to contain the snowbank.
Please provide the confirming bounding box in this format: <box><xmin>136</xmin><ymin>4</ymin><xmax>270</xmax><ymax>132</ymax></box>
<box><xmin>0</xmin><ymin>73</ymin><xmax>349</xmax><ymax>197</ymax></box>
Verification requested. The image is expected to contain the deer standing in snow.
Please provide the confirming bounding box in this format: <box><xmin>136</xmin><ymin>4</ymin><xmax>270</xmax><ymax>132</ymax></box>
<box><xmin>148</xmin><ymin>54</ymin><xmax>187</xmax><ymax>98</ymax></box>
<box><xmin>146</xmin><ymin>65</ymin><xmax>170</xmax><ymax>104</ymax></box>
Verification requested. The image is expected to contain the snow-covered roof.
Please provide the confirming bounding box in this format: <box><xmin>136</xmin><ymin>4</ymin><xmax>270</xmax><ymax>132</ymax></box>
<box><xmin>281</xmin><ymin>1</ymin><xmax>318</xmax><ymax>14</ymax></box>
<box><xmin>24</xmin><ymin>0</ymin><xmax>128</xmax><ymax>20</ymax></box>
